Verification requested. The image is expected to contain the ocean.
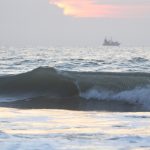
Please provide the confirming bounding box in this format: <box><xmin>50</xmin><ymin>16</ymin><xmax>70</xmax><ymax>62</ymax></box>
<box><xmin>0</xmin><ymin>46</ymin><xmax>150</xmax><ymax>149</ymax></box>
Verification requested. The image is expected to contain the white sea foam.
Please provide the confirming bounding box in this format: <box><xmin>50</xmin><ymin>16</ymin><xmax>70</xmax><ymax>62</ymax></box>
<box><xmin>80</xmin><ymin>85</ymin><xmax>150</xmax><ymax>110</ymax></box>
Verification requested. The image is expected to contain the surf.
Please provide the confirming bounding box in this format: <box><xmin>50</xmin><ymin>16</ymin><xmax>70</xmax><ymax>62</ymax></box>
<box><xmin>0</xmin><ymin>67</ymin><xmax>150</xmax><ymax>111</ymax></box>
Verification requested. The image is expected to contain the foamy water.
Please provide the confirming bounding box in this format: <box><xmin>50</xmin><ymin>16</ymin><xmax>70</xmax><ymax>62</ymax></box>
<box><xmin>0</xmin><ymin>108</ymin><xmax>150</xmax><ymax>150</ymax></box>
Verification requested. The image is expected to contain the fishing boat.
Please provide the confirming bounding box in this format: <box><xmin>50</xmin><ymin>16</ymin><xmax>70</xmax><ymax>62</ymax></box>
<box><xmin>103</xmin><ymin>38</ymin><xmax>120</xmax><ymax>46</ymax></box>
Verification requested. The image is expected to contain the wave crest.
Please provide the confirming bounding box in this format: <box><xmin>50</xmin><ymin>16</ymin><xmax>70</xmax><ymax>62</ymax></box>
<box><xmin>80</xmin><ymin>86</ymin><xmax>150</xmax><ymax>109</ymax></box>
<box><xmin>0</xmin><ymin>67</ymin><xmax>79</xmax><ymax>100</ymax></box>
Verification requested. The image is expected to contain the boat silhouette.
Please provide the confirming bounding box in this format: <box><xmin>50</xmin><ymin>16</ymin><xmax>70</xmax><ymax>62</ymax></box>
<box><xmin>103</xmin><ymin>38</ymin><xmax>120</xmax><ymax>46</ymax></box>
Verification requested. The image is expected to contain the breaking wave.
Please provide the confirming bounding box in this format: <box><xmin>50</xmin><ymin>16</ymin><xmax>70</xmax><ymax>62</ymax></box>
<box><xmin>0</xmin><ymin>67</ymin><xmax>150</xmax><ymax>111</ymax></box>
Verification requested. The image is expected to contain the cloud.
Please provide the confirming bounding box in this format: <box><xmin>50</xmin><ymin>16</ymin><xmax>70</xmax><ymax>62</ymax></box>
<box><xmin>49</xmin><ymin>0</ymin><xmax>150</xmax><ymax>18</ymax></box>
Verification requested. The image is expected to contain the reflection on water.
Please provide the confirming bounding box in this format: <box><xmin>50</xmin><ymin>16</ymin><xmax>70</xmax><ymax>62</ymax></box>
<box><xmin>0</xmin><ymin>108</ymin><xmax>150</xmax><ymax>150</ymax></box>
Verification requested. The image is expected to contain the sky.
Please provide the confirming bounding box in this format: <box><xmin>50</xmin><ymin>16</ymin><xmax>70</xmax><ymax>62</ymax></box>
<box><xmin>0</xmin><ymin>0</ymin><xmax>150</xmax><ymax>47</ymax></box>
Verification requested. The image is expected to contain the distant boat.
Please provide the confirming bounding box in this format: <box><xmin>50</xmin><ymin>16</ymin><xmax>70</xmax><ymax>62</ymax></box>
<box><xmin>103</xmin><ymin>38</ymin><xmax>120</xmax><ymax>46</ymax></box>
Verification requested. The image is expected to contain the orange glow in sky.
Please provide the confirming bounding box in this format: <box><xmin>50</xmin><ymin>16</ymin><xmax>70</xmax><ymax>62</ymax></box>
<box><xmin>49</xmin><ymin>0</ymin><xmax>117</xmax><ymax>17</ymax></box>
<box><xmin>49</xmin><ymin>0</ymin><xmax>150</xmax><ymax>18</ymax></box>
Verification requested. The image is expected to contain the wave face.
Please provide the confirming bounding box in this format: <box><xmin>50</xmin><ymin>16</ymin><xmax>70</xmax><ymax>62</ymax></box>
<box><xmin>0</xmin><ymin>67</ymin><xmax>150</xmax><ymax>111</ymax></box>
<box><xmin>0</xmin><ymin>67</ymin><xmax>79</xmax><ymax>101</ymax></box>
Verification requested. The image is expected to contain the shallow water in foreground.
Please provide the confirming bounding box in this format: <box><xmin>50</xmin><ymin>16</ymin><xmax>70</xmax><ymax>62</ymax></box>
<box><xmin>0</xmin><ymin>108</ymin><xmax>150</xmax><ymax>150</ymax></box>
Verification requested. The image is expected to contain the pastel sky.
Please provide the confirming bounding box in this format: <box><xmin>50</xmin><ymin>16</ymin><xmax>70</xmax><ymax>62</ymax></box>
<box><xmin>49</xmin><ymin>0</ymin><xmax>150</xmax><ymax>18</ymax></box>
<box><xmin>0</xmin><ymin>0</ymin><xmax>150</xmax><ymax>47</ymax></box>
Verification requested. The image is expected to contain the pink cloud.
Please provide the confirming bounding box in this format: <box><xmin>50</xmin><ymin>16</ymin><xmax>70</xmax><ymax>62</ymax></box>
<box><xmin>49</xmin><ymin>0</ymin><xmax>150</xmax><ymax>18</ymax></box>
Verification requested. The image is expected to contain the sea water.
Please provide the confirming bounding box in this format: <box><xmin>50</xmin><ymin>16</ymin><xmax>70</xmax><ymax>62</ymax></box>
<box><xmin>0</xmin><ymin>108</ymin><xmax>150</xmax><ymax>150</ymax></box>
<box><xmin>0</xmin><ymin>46</ymin><xmax>150</xmax><ymax>74</ymax></box>
<box><xmin>0</xmin><ymin>46</ymin><xmax>150</xmax><ymax>149</ymax></box>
